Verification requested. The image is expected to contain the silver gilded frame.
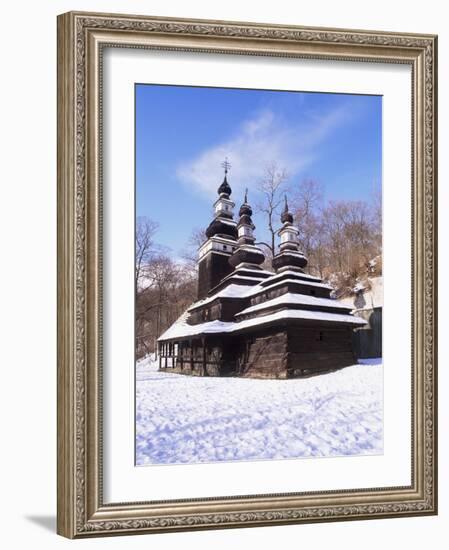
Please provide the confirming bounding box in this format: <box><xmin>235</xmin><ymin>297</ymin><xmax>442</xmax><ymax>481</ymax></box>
<box><xmin>57</xmin><ymin>11</ymin><xmax>438</xmax><ymax>538</ymax></box>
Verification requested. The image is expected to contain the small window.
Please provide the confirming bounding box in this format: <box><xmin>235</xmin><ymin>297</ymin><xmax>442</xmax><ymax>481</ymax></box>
<box><xmin>316</xmin><ymin>331</ymin><xmax>324</xmax><ymax>342</ymax></box>
<box><xmin>223</xmin><ymin>245</ymin><xmax>227</xmax><ymax>250</ymax></box>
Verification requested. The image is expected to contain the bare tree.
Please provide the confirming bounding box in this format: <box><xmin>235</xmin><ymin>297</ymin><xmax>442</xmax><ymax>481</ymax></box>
<box><xmin>181</xmin><ymin>227</ymin><xmax>207</xmax><ymax>270</ymax></box>
<box><xmin>255</xmin><ymin>163</ymin><xmax>289</xmax><ymax>256</ymax></box>
<box><xmin>136</xmin><ymin>253</ymin><xmax>197</xmax><ymax>359</ymax></box>
<box><xmin>287</xmin><ymin>177</ymin><xmax>382</xmax><ymax>294</ymax></box>
<box><xmin>371</xmin><ymin>185</ymin><xmax>382</xmax><ymax>244</ymax></box>
<box><xmin>318</xmin><ymin>199</ymin><xmax>381</xmax><ymax>296</ymax></box>
<box><xmin>136</xmin><ymin>217</ymin><xmax>159</xmax><ymax>283</ymax></box>
<box><xmin>290</xmin><ymin>179</ymin><xmax>324</xmax><ymax>267</ymax></box>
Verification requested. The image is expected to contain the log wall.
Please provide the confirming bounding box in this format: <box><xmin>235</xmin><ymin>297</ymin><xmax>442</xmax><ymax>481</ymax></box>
<box><xmin>239</xmin><ymin>330</ymin><xmax>289</xmax><ymax>379</ymax></box>
<box><xmin>287</xmin><ymin>326</ymin><xmax>355</xmax><ymax>376</ymax></box>
<box><xmin>159</xmin><ymin>325</ymin><xmax>357</xmax><ymax>379</ymax></box>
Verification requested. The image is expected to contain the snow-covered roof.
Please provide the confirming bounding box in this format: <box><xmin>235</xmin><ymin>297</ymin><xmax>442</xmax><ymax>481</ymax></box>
<box><xmin>233</xmin><ymin>264</ymin><xmax>273</xmax><ymax>275</ymax></box>
<box><xmin>158</xmin><ymin>310</ymin><xmax>192</xmax><ymax>340</ymax></box>
<box><xmin>225</xmin><ymin>275</ymin><xmax>265</xmax><ymax>282</ymax></box>
<box><xmin>189</xmin><ymin>273</ymin><xmax>333</xmax><ymax>312</ymax></box>
<box><xmin>158</xmin><ymin>308</ymin><xmax>366</xmax><ymax>341</ymax></box>
<box><xmin>255</xmin><ymin>278</ymin><xmax>333</xmax><ymax>294</ymax></box>
<box><xmin>188</xmin><ymin>283</ymin><xmax>254</xmax><ymax>311</ymax></box>
<box><xmin>235</xmin><ymin>244</ymin><xmax>264</xmax><ymax>252</ymax></box>
<box><xmin>236</xmin><ymin>292</ymin><xmax>353</xmax><ymax>317</ymax></box>
<box><xmin>218</xmin><ymin>266</ymin><xmax>270</xmax><ymax>284</ymax></box>
<box><xmin>158</xmin><ymin>315</ymin><xmax>232</xmax><ymax>341</ymax></box>
<box><xmin>276</xmin><ymin>250</ymin><xmax>307</xmax><ymax>258</ymax></box>
<box><xmin>216</xmin><ymin>217</ymin><xmax>237</xmax><ymax>226</ymax></box>
<box><xmin>260</xmin><ymin>269</ymin><xmax>321</xmax><ymax>285</ymax></box>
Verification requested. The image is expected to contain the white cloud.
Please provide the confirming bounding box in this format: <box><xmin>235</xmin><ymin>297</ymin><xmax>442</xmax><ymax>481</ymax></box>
<box><xmin>176</xmin><ymin>104</ymin><xmax>350</xmax><ymax>198</ymax></box>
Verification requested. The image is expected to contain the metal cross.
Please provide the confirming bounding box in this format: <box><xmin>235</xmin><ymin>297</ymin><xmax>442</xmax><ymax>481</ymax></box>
<box><xmin>221</xmin><ymin>157</ymin><xmax>231</xmax><ymax>175</ymax></box>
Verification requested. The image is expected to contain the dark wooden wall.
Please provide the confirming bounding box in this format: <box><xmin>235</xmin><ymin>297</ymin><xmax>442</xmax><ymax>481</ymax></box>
<box><xmin>159</xmin><ymin>322</ymin><xmax>364</xmax><ymax>379</ymax></box>
<box><xmin>287</xmin><ymin>326</ymin><xmax>355</xmax><ymax>376</ymax></box>
<box><xmin>197</xmin><ymin>252</ymin><xmax>233</xmax><ymax>299</ymax></box>
<box><xmin>352</xmin><ymin>307</ymin><xmax>382</xmax><ymax>359</ymax></box>
<box><xmin>238</xmin><ymin>324</ymin><xmax>355</xmax><ymax>379</ymax></box>
<box><xmin>240</xmin><ymin>330</ymin><xmax>289</xmax><ymax>379</ymax></box>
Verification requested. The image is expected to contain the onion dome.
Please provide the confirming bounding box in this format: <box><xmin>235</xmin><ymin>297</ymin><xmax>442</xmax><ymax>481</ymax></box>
<box><xmin>272</xmin><ymin>194</ymin><xmax>307</xmax><ymax>272</ymax></box>
<box><xmin>280</xmin><ymin>195</ymin><xmax>294</xmax><ymax>224</ymax></box>
<box><xmin>217</xmin><ymin>157</ymin><xmax>232</xmax><ymax>197</ymax></box>
<box><xmin>218</xmin><ymin>174</ymin><xmax>232</xmax><ymax>198</ymax></box>
<box><xmin>238</xmin><ymin>189</ymin><xmax>253</xmax><ymax>226</ymax></box>
<box><xmin>229</xmin><ymin>189</ymin><xmax>265</xmax><ymax>268</ymax></box>
<box><xmin>205</xmin><ymin>159</ymin><xmax>238</xmax><ymax>240</ymax></box>
<box><xmin>239</xmin><ymin>189</ymin><xmax>252</xmax><ymax>216</ymax></box>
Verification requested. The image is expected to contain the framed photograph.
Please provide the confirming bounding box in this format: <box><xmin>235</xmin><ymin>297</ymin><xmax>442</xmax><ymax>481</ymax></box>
<box><xmin>57</xmin><ymin>11</ymin><xmax>438</xmax><ymax>538</ymax></box>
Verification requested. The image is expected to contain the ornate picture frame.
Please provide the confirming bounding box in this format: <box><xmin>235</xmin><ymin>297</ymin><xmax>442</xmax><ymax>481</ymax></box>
<box><xmin>57</xmin><ymin>11</ymin><xmax>437</xmax><ymax>538</ymax></box>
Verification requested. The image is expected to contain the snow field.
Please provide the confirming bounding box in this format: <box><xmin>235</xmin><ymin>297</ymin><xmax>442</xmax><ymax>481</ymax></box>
<box><xmin>136</xmin><ymin>356</ymin><xmax>383</xmax><ymax>465</ymax></box>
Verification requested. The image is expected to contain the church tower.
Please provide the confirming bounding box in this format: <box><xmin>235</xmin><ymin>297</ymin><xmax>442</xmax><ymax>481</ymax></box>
<box><xmin>272</xmin><ymin>196</ymin><xmax>308</xmax><ymax>272</ymax></box>
<box><xmin>197</xmin><ymin>159</ymin><xmax>238</xmax><ymax>299</ymax></box>
<box><xmin>229</xmin><ymin>189</ymin><xmax>265</xmax><ymax>270</ymax></box>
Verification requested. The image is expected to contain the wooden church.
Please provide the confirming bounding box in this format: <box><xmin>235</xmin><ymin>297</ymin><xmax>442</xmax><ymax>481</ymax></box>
<box><xmin>157</xmin><ymin>165</ymin><xmax>366</xmax><ymax>378</ymax></box>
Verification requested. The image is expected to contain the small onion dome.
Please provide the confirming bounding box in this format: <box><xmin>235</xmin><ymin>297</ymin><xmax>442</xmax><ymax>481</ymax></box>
<box><xmin>218</xmin><ymin>175</ymin><xmax>232</xmax><ymax>197</ymax></box>
<box><xmin>281</xmin><ymin>195</ymin><xmax>294</xmax><ymax>224</ymax></box>
<box><xmin>238</xmin><ymin>214</ymin><xmax>254</xmax><ymax>228</ymax></box>
<box><xmin>239</xmin><ymin>189</ymin><xmax>252</xmax><ymax>217</ymax></box>
<box><xmin>239</xmin><ymin>202</ymin><xmax>252</xmax><ymax>217</ymax></box>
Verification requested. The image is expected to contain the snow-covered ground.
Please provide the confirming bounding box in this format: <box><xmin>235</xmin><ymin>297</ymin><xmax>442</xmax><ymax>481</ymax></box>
<box><xmin>136</xmin><ymin>356</ymin><xmax>383</xmax><ymax>466</ymax></box>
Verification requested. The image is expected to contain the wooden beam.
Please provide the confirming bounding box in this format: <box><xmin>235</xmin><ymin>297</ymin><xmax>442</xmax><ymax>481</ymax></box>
<box><xmin>202</xmin><ymin>337</ymin><xmax>206</xmax><ymax>376</ymax></box>
<box><xmin>180</xmin><ymin>341</ymin><xmax>183</xmax><ymax>370</ymax></box>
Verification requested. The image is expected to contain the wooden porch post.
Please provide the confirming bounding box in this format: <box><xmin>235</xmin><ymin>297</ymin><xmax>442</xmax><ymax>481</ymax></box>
<box><xmin>180</xmin><ymin>341</ymin><xmax>183</xmax><ymax>370</ymax></box>
<box><xmin>189</xmin><ymin>339</ymin><xmax>194</xmax><ymax>371</ymax></box>
<box><xmin>202</xmin><ymin>336</ymin><xmax>206</xmax><ymax>376</ymax></box>
<box><xmin>164</xmin><ymin>343</ymin><xmax>168</xmax><ymax>369</ymax></box>
<box><xmin>158</xmin><ymin>342</ymin><xmax>161</xmax><ymax>370</ymax></box>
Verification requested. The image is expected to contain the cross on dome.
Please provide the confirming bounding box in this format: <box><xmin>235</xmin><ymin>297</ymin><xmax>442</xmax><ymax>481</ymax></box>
<box><xmin>218</xmin><ymin>157</ymin><xmax>232</xmax><ymax>197</ymax></box>
<box><xmin>221</xmin><ymin>157</ymin><xmax>231</xmax><ymax>175</ymax></box>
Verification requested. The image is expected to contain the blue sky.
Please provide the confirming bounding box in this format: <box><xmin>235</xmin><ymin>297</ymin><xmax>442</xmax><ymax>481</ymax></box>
<box><xmin>136</xmin><ymin>84</ymin><xmax>382</xmax><ymax>257</ymax></box>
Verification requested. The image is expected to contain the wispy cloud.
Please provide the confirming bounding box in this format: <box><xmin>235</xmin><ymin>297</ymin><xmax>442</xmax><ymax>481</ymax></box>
<box><xmin>176</xmin><ymin>104</ymin><xmax>350</xmax><ymax>197</ymax></box>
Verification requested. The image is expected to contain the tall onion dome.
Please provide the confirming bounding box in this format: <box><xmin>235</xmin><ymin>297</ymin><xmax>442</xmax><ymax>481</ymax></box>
<box><xmin>272</xmin><ymin>195</ymin><xmax>308</xmax><ymax>272</ymax></box>
<box><xmin>205</xmin><ymin>159</ymin><xmax>238</xmax><ymax>241</ymax></box>
<box><xmin>229</xmin><ymin>189</ymin><xmax>265</xmax><ymax>269</ymax></box>
<box><xmin>197</xmin><ymin>159</ymin><xmax>239</xmax><ymax>299</ymax></box>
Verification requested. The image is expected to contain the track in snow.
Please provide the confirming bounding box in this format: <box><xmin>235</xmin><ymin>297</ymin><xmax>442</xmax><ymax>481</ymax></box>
<box><xmin>136</xmin><ymin>356</ymin><xmax>383</xmax><ymax>465</ymax></box>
